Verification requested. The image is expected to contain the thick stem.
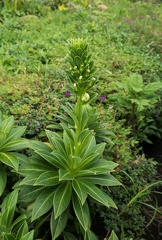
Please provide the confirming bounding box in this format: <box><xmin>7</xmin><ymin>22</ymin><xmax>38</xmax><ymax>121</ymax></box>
<box><xmin>74</xmin><ymin>95</ymin><xmax>82</xmax><ymax>156</ymax></box>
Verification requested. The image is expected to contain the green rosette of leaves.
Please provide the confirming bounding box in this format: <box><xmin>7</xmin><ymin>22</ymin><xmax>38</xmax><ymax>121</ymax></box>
<box><xmin>17</xmin><ymin>39</ymin><xmax>120</xmax><ymax>240</ymax></box>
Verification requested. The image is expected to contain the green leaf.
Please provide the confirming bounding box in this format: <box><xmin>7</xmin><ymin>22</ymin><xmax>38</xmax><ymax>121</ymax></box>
<box><xmin>80</xmin><ymin>107</ymin><xmax>89</xmax><ymax>130</ymax></box>
<box><xmin>31</xmin><ymin>188</ymin><xmax>54</xmax><ymax>221</ymax></box>
<box><xmin>6</xmin><ymin>126</ymin><xmax>26</xmax><ymax>142</ymax></box>
<box><xmin>129</xmin><ymin>74</ymin><xmax>143</xmax><ymax>92</ymax></box>
<box><xmin>3</xmin><ymin>233</ymin><xmax>16</xmax><ymax>240</ymax></box>
<box><xmin>144</xmin><ymin>82</ymin><xmax>162</xmax><ymax>94</ymax></box>
<box><xmin>79</xmin><ymin>131</ymin><xmax>95</xmax><ymax>155</ymax></box>
<box><xmin>72</xmin><ymin>179</ymin><xmax>87</xmax><ymax>205</ymax></box>
<box><xmin>1</xmin><ymin>189</ymin><xmax>19</xmax><ymax>229</ymax></box>
<box><xmin>63</xmin><ymin>128</ymin><xmax>75</xmax><ymax>155</ymax></box>
<box><xmin>84</xmin><ymin>229</ymin><xmax>98</xmax><ymax>240</ymax></box>
<box><xmin>0</xmin><ymin>116</ymin><xmax>14</xmax><ymax>135</ymax></box>
<box><xmin>18</xmin><ymin>162</ymin><xmax>52</xmax><ymax>176</ymax></box>
<box><xmin>28</xmin><ymin>140</ymin><xmax>52</xmax><ymax>153</ymax></box>
<box><xmin>59</xmin><ymin>169</ymin><xmax>74</xmax><ymax>181</ymax></box>
<box><xmin>78</xmin><ymin>152</ymin><xmax>99</xmax><ymax>170</ymax></box>
<box><xmin>0</xmin><ymin>152</ymin><xmax>19</xmax><ymax>171</ymax></box>
<box><xmin>63</xmin><ymin>106</ymin><xmax>79</xmax><ymax>127</ymax></box>
<box><xmin>36</xmin><ymin>150</ymin><xmax>68</xmax><ymax>169</ymax></box>
<box><xmin>63</xmin><ymin>232</ymin><xmax>78</xmax><ymax>240</ymax></box>
<box><xmin>108</xmin><ymin>230</ymin><xmax>118</xmax><ymax>240</ymax></box>
<box><xmin>0</xmin><ymin>165</ymin><xmax>7</xmax><ymax>196</ymax></box>
<box><xmin>72</xmin><ymin>195</ymin><xmax>90</xmax><ymax>231</ymax></box>
<box><xmin>20</xmin><ymin>230</ymin><xmax>34</xmax><ymax>240</ymax></box>
<box><xmin>18</xmin><ymin>186</ymin><xmax>46</xmax><ymax>203</ymax></box>
<box><xmin>34</xmin><ymin>171</ymin><xmax>59</xmax><ymax>186</ymax></box>
<box><xmin>80</xmin><ymin>174</ymin><xmax>121</xmax><ymax>187</ymax></box>
<box><xmin>81</xmin><ymin>180</ymin><xmax>117</xmax><ymax>208</ymax></box>
<box><xmin>11</xmin><ymin>214</ymin><xmax>27</xmax><ymax>233</ymax></box>
<box><xmin>1</xmin><ymin>139</ymin><xmax>27</xmax><ymax>151</ymax></box>
<box><xmin>50</xmin><ymin>207</ymin><xmax>69</xmax><ymax>240</ymax></box>
<box><xmin>19</xmin><ymin>172</ymin><xmax>44</xmax><ymax>186</ymax></box>
<box><xmin>81</xmin><ymin>141</ymin><xmax>105</xmax><ymax>158</ymax></box>
<box><xmin>15</xmin><ymin>221</ymin><xmax>28</xmax><ymax>239</ymax></box>
<box><xmin>60</xmin><ymin>123</ymin><xmax>75</xmax><ymax>142</ymax></box>
<box><xmin>74</xmin><ymin>56</ymin><xmax>82</xmax><ymax>67</ymax></box>
<box><xmin>0</xmin><ymin>131</ymin><xmax>7</xmax><ymax>148</ymax></box>
<box><xmin>45</xmin><ymin>131</ymin><xmax>67</xmax><ymax>158</ymax></box>
<box><xmin>53</xmin><ymin>182</ymin><xmax>72</xmax><ymax>219</ymax></box>
<box><xmin>83</xmin><ymin>159</ymin><xmax>118</xmax><ymax>173</ymax></box>
<box><xmin>45</xmin><ymin>130</ymin><xmax>59</xmax><ymax>147</ymax></box>
<box><xmin>0</xmin><ymin>225</ymin><xmax>6</xmax><ymax>236</ymax></box>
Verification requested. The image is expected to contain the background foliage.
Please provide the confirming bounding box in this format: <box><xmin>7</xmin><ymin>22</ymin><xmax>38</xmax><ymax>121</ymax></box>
<box><xmin>0</xmin><ymin>0</ymin><xmax>162</xmax><ymax>239</ymax></box>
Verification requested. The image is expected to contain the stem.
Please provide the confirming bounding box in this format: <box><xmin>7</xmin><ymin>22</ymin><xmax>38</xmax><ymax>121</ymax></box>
<box><xmin>74</xmin><ymin>95</ymin><xmax>82</xmax><ymax>156</ymax></box>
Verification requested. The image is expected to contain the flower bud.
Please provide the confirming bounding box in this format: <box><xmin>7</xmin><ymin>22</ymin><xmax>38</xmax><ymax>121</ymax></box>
<box><xmin>82</xmin><ymin>93</ymin><xmax>90</xmax><ymax>102</ymax></box>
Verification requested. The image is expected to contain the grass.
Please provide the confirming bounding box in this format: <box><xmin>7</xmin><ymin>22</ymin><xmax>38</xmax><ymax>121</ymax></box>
<box><xmin>1</xmin><ymin>1</ymin><xmax>161</xmax><ymax>132</ymax></box>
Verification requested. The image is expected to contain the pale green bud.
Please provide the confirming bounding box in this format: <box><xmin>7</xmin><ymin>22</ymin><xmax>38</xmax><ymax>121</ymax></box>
<box><xmin>82</xmin><ymin>93</ymin><xmax>90</xmax><ymax>102</ymax></box>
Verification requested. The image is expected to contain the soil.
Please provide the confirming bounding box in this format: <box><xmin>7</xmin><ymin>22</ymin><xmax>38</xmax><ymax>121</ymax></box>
<box><xmin>142</xmin><ymin>137</ymin><xmax>162</xmax><ymax>240</ymax></box>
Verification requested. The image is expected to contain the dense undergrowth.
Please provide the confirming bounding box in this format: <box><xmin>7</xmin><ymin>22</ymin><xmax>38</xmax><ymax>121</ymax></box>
<box><xmin>0</xmin><ymin>0</ymin><xmax>162</xmax><ymax>239</ymax></box>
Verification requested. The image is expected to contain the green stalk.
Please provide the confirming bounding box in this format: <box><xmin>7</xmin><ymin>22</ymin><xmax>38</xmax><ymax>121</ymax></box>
<box><xmin>74</xmin><ymin>94</ymin><xmax>82</xmax><ymax>156</ymax></box>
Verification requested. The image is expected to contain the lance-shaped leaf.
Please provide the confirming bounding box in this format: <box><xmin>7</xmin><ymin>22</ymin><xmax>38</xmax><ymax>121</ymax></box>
<box><xmin>84</xmin><ymin>229</ymin><xmax>98</xmax><ymax>240</ymax></box>
<box><xmin>81</xmin><ymin>140</ymin><xmax>105</xmax><ymax>158</ymax></box>
<box><xmin>108</xmin><ymin>230</ymin><xmax>119</xmax><ymax>240</ymax></box>
<box><xmin>5</xmin><ymin>126</ymin><xmax>26</xmax><ymax>142</ymax></box>
<box><xmin>18</xmin><ymin>162</ymin><xmax>53</xmax><ymax>176</ymax></box>
<box><xmin>19</xmin><ymin>172</ymin><xmax>44</xmax><ymax>186</ymax></box>
<box><xmin>34</xmin><ymin>170</ymin><xmax>59</xmax><ymax>186</ymax></box>
<box><xmin>18</xmin><ymin>186</ymin><xmax>46</xmax><ymax>203</ymax></box>
<box><xmin>80</xmin><ymin>174</ymin><xmax>121</xmax><ymax>187</ymax></box>
<box><xmin>59</xmin><ymin>169</ymin><xmax>74</xmax><ymax>181</ymax></box>
<box><xmin>1</xmin><ymin>139</ymin><xmax>27</xmax><ymax>151</ymax></box>
<box><xmin>28</xmin><ymin>140</ymin><xmax>52</xmax><ymax>153</ymax></box>
<box><xmin>50</xmin><ymin>207</ymin><xmax>69</xmax><ymax>240</ymax></box>
<box><xmin>31</xmin><ymin>188</ymin><xmax>55</xmax><ymax>221</ymax></box>
<box><xmin>63</xmin><ymin>232</ymin><xmax>78</xmax><ymax>240</ymax></box>
<box><xmin>0</xmin><ymin>115</ymin><xmax>14</xmax><ymax>134</ymax></box>
<box><xmin>0</xmin><ymin>165</ymin><xmax>7</xmax><ymax>196</ymax></box>
<box><xmin>45</xmin><ymin>131</ymin><xmax>67</xmax><ymax>158</ymax></box>
<box><xmin>15</xmin><ymin>221</ymin><xmax>28</xmax><ymax>239</ymax></box>
<box><xmin>80</xmin><ymin>180</ymin><xmax>117</xmax><ymax>208</ymax></box>
<box><xmin>11</xmin><ymin>214</ymin><xmax>27</xmax><ymax>233</ymax></box>
<box><xmin>72</xmin><ymin>179</ymin><xmax>87</xmax><ymax>205</ymax></box>
<box><xmin>0</xmin><ymin>152</ymin><xmax>19</xmax><ymax>171</ymax></box>
<box><xmin>72</xmin><ymin>194</ymin><xmax>91</xmax><ymax>231</ymax></box>
<box><xmin>63</xmin><ymin>128</ymin><xmax>75</xmax><ymax>156</ymax></box>
<box><xmin>35</xmin><ymin>150</ymin><xmax>67</xmax><ymax>169</ymax></box>
<box><xmin>53</xmin><ymin>182</ymin><xmax>72</xmax><ymax>219</ymax></box>
<box><xmin>3</xmin><ymin>233</ymin><xmax>16</xmax><ymax>240</ymax></box>
<box><xmin>1</xmin><ymin>189</ymin><xmax>19</xmax><ymax>229</ymax></box>
<box><xmin>83</xmin><ymin>159</ymin><xmax>118</xmax><ymax>173</ymax></box>
<box><xmin>63</xmin><ymin>106</ymin><xmax>79</xmax><ymax>127</ymax></box>
<box><xmin>20</xmin><ymin>230</ymin><xmax>34</xmax><ymax>240</ymax></box>
<box><xmin>0</xmin><ymin>131</ymin><xmax>7</xmax><ymax>148</ymax></box>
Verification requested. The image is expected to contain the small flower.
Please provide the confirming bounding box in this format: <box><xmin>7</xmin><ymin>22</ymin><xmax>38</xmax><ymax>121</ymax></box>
<box><xmin>37</xmin><ymin>124</ymin><xmax>41</xmax><ymax>129</ymax></box>
<box><xmin>65</xmin><ymin>91</ymin><xmax>71</xmax><ymax>97</ymax></box>
<box><xmin>58</xmin><ymin>5</ymin><xmax>67</xmax><ymax>11</ymax></box>
<box><xmin>101</xmin><ymin>95</ymin><xmax>106</xmax><ymax>101</ymax></box>
<box><xmin>79</xmin><ymin>76</ymin><xmax>83</xmax><ymax>80</ymax></box>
